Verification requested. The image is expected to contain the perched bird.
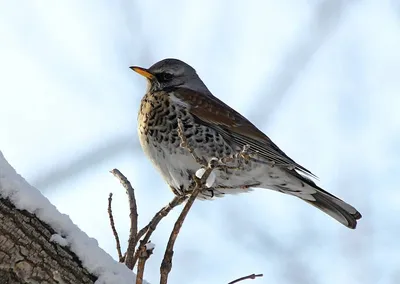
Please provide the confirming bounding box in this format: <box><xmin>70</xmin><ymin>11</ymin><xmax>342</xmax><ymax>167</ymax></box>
<box><xmin>130</xmin><ymin>58</ymin><xmax>362</xmax><ymax>229</ymax></box>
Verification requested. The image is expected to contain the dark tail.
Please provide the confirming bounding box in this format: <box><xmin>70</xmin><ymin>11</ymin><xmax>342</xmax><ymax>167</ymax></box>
<box><xmin>304</xmin><ymin>191</ymin><xmax>362</xmax><ymax>229</ymax></box>
<box><xmin>291</xmin><ymin>170</ymin><xmax>362</xmax><ymax>229</ymax></box>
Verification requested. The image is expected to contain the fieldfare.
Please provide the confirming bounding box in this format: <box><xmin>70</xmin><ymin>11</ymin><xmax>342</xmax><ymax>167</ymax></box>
<box><xmin>130</xmin><ymin>58</ymin><xmax>362</xmax><ymax>229</ymax></box>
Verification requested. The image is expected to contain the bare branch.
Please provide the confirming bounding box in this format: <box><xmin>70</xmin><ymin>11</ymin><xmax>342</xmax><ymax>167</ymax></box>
<box><xmin>159</xmin><ymin>175</ymin><xmax>204</xmax><ymax>284</ymax></box>
<box><xmin>135</xmin><ymin>243</ymin><xmax>154</xmax><ymax>284</ymax></box>
<box><xmin>228</xmin><ymin>273</ymin><xmax>264</xmax><ymax>284</ymax></box>
<box><xmin>136</xmin><ymin>224</ymin><xmax>150</xmax><ymax>244</ymax></box>
<box><xmin>132</xmin><ymin>195</ymin><xmax>186</xmax><ymax>267</ymax></box>
<box><xmin>136</xmin><ymin>257</ymin><xmax>146</xmax><ymax>284</ymax></box>
<box><xmin>107</xmin><ymin>193</ymin><xmax>123</xmax><ymax>262</ymax></box>
<box><xmin>110</xmin><ymin>169</ymin><xmax>138</xmax><ymax>269</ymax></box>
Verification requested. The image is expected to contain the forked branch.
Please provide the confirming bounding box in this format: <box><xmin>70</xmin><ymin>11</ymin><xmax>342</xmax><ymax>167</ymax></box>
<box><xmin>110</xmin><ymin>169</ymin><xmax>138</xmax><ymax>269</ymax></box>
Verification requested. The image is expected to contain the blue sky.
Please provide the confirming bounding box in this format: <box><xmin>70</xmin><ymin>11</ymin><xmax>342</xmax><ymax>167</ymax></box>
<box><xmin>1</xmin><ymin>1</ymin><xmax>399</xmax><ymax>283</ymax></box>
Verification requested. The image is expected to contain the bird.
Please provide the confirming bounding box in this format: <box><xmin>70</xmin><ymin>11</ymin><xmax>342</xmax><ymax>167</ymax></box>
<box><xmin>130</xmin><ymin>58</ymin><xmax>362</xmax><ymax>229</ymax></box>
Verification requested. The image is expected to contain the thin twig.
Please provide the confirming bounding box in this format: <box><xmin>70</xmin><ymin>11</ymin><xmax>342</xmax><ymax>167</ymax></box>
<box><xmin>110</xmin><ymin>169</ymin><xmax>138</xmax><ymax>269</ymax></box>
<box><xmin>124</xmin><ymin>220</ymin><xmax>149</xmax><ymax>267</ymax></box>
<box><xmin>227</xmin><ymin>273</ymin><xmax>264</xmax><ymax>284</ymax></box>
<box><xmin>107</xmin><ymin>193</ymin><xmax>123</xmax><ymax>262</ymax></box>
<box><xmin>132</xmin><ymin>195</ymin><xmax>187</xmax><ymax>267</ymax></box>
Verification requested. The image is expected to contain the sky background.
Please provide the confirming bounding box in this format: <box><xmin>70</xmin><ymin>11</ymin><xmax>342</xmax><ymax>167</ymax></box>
<box><xmin>1</xmin><ymin>0</ymin><xmax>399</xmax><ymax>283</ymax></box>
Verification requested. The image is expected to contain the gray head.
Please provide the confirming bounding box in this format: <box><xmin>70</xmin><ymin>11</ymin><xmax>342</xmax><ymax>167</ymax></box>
<box><xmin>130</xmin><ymin>58</ymin><xmax>210</xmax><ymax>94</ymax></box>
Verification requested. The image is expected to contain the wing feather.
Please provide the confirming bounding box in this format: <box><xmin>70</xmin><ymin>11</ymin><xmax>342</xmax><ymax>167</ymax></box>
<box><xmin>172</xmin><ymin>87</ymin><xmax>316</xmax><ymax>178</ymax></box>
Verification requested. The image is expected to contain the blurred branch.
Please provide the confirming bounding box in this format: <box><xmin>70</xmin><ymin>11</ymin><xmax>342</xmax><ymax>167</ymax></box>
<box><xmin>32</xmin><ymin>1</ymin><xmax>157</xmax><ymax>191</ymax></box>
<box><xmin>119</xmin><ymin>0</ymin><xmax>155</xmax><ymax>66</ymax></box>
<box><xmin>249</xmin><ymin>0</ymin><xmax>353</xmax><ymax>123</ymax></box>
<box><xmin>33</xmin><ymin>135</ymin><xmax>137</xmax><ymax>190</ymax></box>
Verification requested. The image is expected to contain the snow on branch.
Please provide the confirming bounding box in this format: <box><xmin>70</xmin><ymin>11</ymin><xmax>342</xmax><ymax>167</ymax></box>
<box><xmin>0</xmin><ymin>151</ymin><xmax>140</xmax><ymax>284</ymax></box>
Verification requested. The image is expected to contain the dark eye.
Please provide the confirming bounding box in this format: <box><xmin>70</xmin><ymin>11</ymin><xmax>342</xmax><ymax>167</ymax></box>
<box><xmin>157</xmin><ymin>72</ymin><xmax>173</xmax><ymax>82</ymax></box>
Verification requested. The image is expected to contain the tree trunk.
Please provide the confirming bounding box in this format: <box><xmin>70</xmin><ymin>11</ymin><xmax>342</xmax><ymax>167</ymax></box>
<box><xmin>0</xmin><ymin>197</ymin><xmax>97</xmax><ymax>284</ymax></box>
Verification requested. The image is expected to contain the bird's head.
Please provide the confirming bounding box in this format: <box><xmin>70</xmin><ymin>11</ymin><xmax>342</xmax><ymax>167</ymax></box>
<box><xmin>130</xmin><ymin>58</ymin><xmax>210</xmax><ymax>93</ymax></box>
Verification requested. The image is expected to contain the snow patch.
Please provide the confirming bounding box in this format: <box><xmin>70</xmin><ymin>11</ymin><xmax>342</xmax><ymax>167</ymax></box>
<box><xmin>145</xmin><ymin>242</ymin><xmax>155</xmax><ymax>251</ymax></box>
<box><xmin>50</xmin><ymin>234</ymin><xmax>69</xmax><ymax>247</ymax></box>
<box><xmin>0</xmin><ymin>151</ymin><xmax>147</xmax><ymax>284</ymax></box>
<box><xmin>195</xmin><ymin>168</ymin><xmax>216</xmax><ymax>188</ymax></box>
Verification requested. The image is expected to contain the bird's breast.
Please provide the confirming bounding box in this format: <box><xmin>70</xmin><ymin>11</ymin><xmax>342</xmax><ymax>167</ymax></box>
<box><xmin>138</xmin><ymin>91</ymin><xmax>186</xmax><ymax>148</ymax></box>
<box><xmin>137</xmin><ymin>91</ymin><xmax>256</xmax><ymax>193</ymax></box>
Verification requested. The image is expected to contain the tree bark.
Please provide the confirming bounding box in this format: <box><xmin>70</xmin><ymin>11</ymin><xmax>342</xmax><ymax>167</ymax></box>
<box><xmin>0</xmin><ymin>197</ymin><xmax>97</xmax><ymax>284</ymax></box>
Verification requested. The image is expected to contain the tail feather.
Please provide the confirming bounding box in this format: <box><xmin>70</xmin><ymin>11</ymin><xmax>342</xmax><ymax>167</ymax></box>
<box><xmin>304</xmin><ymin>191</ymin><xmax>362</xmax><ymax>229</ymax></box>
<box><xmin>289</xmin><ymin>169</ymin><xmax>362</xmax><ymax>229</ymax></box>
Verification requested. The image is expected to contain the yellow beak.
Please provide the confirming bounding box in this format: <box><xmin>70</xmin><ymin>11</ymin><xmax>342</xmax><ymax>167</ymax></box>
<box><xmin>129</xmin><ymin>66</ymin><xmax>155</xmax><ymax>80</ymax></box>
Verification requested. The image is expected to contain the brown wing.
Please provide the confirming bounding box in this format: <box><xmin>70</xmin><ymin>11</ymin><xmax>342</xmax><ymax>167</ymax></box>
<box><xmin>173</xmin><ymin>87</ymin><xmax>316</xmax><ymax>178</ymax></box>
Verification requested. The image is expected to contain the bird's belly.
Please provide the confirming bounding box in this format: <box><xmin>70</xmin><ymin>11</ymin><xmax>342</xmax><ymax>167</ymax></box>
<box><xmin>139</xmin><ymin>132</ymin><xmax>278</xmax><ymax>199</ymax></box>
<box><xmin>140</xmin><ymin>136</ymin><xmax>200</xmax><ymax>190</ymax></box>
<box><xmin>138</xmin><ymin>115</ymin><xmax>298</xmax><ymax>199</ymax></box>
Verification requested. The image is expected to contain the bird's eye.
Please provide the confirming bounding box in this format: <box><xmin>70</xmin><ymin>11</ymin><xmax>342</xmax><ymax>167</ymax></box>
<box><xmin>157</xmin><ymin>72</ymin><xmax>173</xmax><ymax>82</ymax></box>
